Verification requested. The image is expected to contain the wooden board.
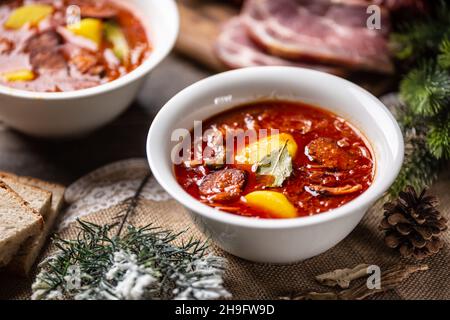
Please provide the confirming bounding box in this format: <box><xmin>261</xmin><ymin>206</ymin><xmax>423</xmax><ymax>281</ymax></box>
<box><xmin>176</xmin><ymin>0</ymin><xmax>238</xmax><ymax>72</ymax></box>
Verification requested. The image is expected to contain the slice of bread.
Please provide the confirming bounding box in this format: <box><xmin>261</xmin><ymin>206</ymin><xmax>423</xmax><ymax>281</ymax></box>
<box><xmin>0</xmin><ymin>173</ymin><xmax>65</xmax><ymax>275</ymax></box>
<box><xmin>0</xmin><ymin>176</ymin><xmax>52</xmax><ymax>218</ymax></box>
<box><xmin>16</xmin><ymin>176</ymin><xmax>65</xmax><ymax>217</ymax></box>
<box><xmin>0</xmin><ymin>182</ymin><xmax>43</xmax><ymax>267</ymax></box>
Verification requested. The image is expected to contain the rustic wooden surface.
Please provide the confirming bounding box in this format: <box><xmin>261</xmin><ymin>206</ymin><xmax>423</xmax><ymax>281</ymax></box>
<box><xmin>176</xmin><ymin>0</ymin><xmax>237</xmax><ymax>72</ymax></box>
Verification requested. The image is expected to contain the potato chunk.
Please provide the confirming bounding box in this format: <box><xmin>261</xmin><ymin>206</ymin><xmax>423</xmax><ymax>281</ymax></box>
<box><xmin>2</xmin><ymin>70</ymin><xmax>35</xmax><ymax>82</ymax></box>
<box><xmin>244</xmin><ymin>191</ymin><xmax>297</xmax><ymax>218</ymax></box>
<box><xmin>67</xmin><ymin>18</ymin><xmax>103</xmax><ymax>47</ymax></box>
<box><xmin>236</xmin><ymin>133</ymin><xmax>298</xmax><ymax>164</ymax></box>
<box><xmin>4</xmin><ymin>4</ymin><xmax>53</xmax><ymax>29</ymax></box>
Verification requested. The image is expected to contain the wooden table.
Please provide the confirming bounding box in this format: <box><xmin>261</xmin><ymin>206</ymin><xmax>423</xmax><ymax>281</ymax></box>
<box><xmin>1</xmin><ymin>53</ymin><xmax>450</xmax><ymax>301</ymax></box>
<box><xmin>0</xmin><ymin>54</ymin><xmax>210</xmax><ymax>185</ymax></box>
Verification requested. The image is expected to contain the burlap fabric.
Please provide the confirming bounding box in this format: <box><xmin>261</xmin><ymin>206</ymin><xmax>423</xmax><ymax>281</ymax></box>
<box><xmin>1</xmin><ymin>159</ymin><xmax>449</xmax><ymax>300</ymax></box>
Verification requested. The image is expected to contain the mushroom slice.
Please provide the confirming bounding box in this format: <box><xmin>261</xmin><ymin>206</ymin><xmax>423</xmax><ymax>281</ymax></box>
<box><xmin>307</xmin><ymin>184</ymin><xmax>362</xmax><ymax>196</ymax></box>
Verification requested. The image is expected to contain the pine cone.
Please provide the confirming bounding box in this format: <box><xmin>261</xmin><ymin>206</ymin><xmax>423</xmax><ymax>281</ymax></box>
<box><xmin>380</xmin><ymin>186</ymin><xmax>448</xmax><ymax>260</ymax></box>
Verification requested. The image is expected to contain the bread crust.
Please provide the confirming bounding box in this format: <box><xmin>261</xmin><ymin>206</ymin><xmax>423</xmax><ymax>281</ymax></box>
<box><xmin>0</xmin><ymin>173</ymin><xmax>65</xmax><ymax>275</ymax></box>
<box><xmin>0</xmin><ymin>182</ymin><xmax>43</xmax><ymax>267</ymax></box>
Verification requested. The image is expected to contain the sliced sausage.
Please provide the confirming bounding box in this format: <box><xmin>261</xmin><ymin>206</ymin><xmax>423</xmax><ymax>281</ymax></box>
<box><xmin>306</xmin><ymin>137</ymin><xmax>356</xmax><ymax>170</ymax></box>
<box><xmin>199</xmin><ymin>168</ymin><xmax>247</xmax><ymax>202</ymax></box>
<box><xmin>26</xmin><ymin>31</ymin><xmax>67</xmax><ymax>71</ymax></box>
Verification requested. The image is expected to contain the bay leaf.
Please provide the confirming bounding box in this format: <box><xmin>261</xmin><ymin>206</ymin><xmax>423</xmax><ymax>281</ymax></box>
<box><xmin>256</xmin><ymin>142</ymin><xmax>293</xmax><ymax>187</ymax></box>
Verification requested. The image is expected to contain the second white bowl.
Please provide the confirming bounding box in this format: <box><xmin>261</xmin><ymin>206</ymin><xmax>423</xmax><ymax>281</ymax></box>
<box><xmin>0</xmin><ymin>0</ymin><xmax>179</xmax><ymax>138</ymax></box>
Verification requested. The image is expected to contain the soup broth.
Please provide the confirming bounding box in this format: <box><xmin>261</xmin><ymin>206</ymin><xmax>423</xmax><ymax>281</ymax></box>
<box><xmin>174</xmin><ymin>100</ymin><xmax>375</xmax><ymax>219</ymax></box>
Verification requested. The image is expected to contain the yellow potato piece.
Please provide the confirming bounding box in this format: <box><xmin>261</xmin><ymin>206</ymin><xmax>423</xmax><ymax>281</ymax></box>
<box><xmin>236</xmin><ymin>133</ymin><xmax>298</xmax><ymax>164</ymax></box>
<box><xmin>244</xmin><ymin>191</ymin><xmax>297</xmax><ymax>219</ymax></box>
<box><xmin>2</xmin><ymin>70</ymin><xmax>35</xmax><ymax>82</ymax></box>
<box><xmin>4</xmin><ymin>4</ymin><xmax>53</xmax><ymax>29</ymax></box>
<box><xmin>67</xmin><ymin>18</ymin><xmax>103</xmax><ymax>47</ymax></box>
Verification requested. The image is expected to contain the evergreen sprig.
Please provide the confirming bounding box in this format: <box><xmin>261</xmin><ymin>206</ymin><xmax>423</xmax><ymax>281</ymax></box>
<box><xmin>389</xmin><ymin>128</ymin><xmax>440</xmax><ymax>196</ymax></box>
<box><xmin>387</xmin><ymin>1</ymin><xmax>450</xmax><ymax>196</ymax></box>
<box><xmin>32</xmin><ymin>174</ymin><xmax>230</xmax><ymax>300</ymax></box>
<box><xmin>382</xmin><ymin>95</ymin><xmax>440</xmax><ymax>197</ymax></box>
<box><xmin>391</xmin><ymin>22</ymin><xmax>446</xmax><ymax>60</ymax></box>
<box><xmin>438</xmin><ymin>39</ymin><xmax>450</xmax><ymax>69</ymax></box>
<box><xmin>400</xmin><ymin>61</ymin><xmax>450</xmax><ymax>117</ymax></box>
<box><xmin>32</xmin><ymin>221</ymin><xmax>230</xmax><ymax>300</ymax></box>
<box><xmin>427</xmin><ymin>113</ymin><xmax>450</xmax><ymax>159</ymax></box>
<box><xmin>391</xmin><ymin>1</ymin><xmax>450</xmax><ymax>61</ymax></box>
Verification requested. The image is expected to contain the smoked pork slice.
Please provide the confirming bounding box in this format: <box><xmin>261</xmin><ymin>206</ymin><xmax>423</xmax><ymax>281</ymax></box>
<box><xmin>26</xmin><ymin>30</ymin><xmax>67</xmax><ymax>72</ymax></box>
<box><xmin>215</xmin><ymin>17</ymin><xmax>344</xmax><ymax>75</ymax></box>
<box><xmin>242</xmin><ymin>0</ymin><xmax>394</xmax><ymax>73</ymax></box>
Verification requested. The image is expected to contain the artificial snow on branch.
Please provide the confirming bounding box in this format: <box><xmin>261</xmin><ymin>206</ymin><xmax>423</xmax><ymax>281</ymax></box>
<box><xmin>32</xmin><ymin>222</ymin><xmax>230</xmax><ymax>300</ymax></box>
<box><xmin>32</xmin><ymin>174</ymin><xmax>230</xmax><ymax>300</ymax></box>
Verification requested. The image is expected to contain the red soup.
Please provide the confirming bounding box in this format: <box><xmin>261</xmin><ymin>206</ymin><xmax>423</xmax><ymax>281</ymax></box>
<box><xmin>174</xmin><ymin>100</ymin><xmax>374</xmax><ymax>219</ymax></box>
<box><xmin>0</xmin><ymin>0</ymin><xmax>150</xmax><ymax>92</ymax></box>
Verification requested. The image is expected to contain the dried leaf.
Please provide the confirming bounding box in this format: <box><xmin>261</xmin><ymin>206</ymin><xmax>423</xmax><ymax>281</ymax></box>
<box><xmin>283</xmin><ymin>264</ymin><xmax>429</xmax><ymax>300</ymax></box>
<box><xmin>339</xmin><ymin>264</ymin><xmax>428</xmax><ymax>300</ymax></box>
<box><xmin>315</xmin><ymin>264</ymin><xmax>370</xmax><ymax>289</ymax></box>
<box><xmin>256</xmin><ymin>142</ymin><xmax>292</xmax><ymax>187</ymax></box>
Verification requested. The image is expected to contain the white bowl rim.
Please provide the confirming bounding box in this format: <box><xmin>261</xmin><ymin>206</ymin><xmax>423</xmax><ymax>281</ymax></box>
<box><xmin>0</xmin><ymin>0</ymin><xmax>179</xmax><ymax>100</ymax></box>
<box><xmin>147</xmin><ymin>66</ymin><xmax>404</xmax><ymax>230</ymax></box>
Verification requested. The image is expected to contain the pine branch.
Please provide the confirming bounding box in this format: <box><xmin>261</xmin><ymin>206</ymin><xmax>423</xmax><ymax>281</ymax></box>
<box><xmin>31</xmin><ymin>174</ymin><xmax>230</xmax><ymax>300</ymax></box>
<box><xmin>115</xmin><ymin>173</ymin><xmax>151</xmax><ymax>237</ymax></box>
<box><xmin>427</xmin><ymin>112</ymin><xmax>450</xmax><ymax>159</ymax></box>
<box><xmin>438</xmin><ymin>38</ymin><xmax>450</xmax><ymax>70</ymax></box>
<box><xmin>391</xmin><ymin>23</ymin><xmax>445</xmax><ymax>60</ymax></box>
<box><xmin>389</xmin><ymin>128</ymin><xmax>439</xmax><ymax>197</ymax></box>
<box><xmin>32</xmin><ymin>221</ymin><xmax>230</xmax><ymax>300</ymax></box>
<box><xmin>391</xmin><ymin>1</ymin><xmax>450</xmax><ymax>60</ymax></box>
<box><xmin>387</xmin><ymin>2</ymin><xmax>450</xmax><ymax>197</ymax></box>
<box><xmin>381</xmin><ymin>94</ymin><xmax>441</xmax><ymax>197</ymax></box>
<box><xmin>400</xmin><ymin>62</ymin><xmax>450</xmax><ymax>117</ymax></box>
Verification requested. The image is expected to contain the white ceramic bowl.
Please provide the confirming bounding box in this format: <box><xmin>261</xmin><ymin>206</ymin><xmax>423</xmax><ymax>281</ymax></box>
<box><xmin>0</xmin><ymin>0</ymin><xmax>179</xmax><ymax>138</ymax></box>
<box><xmin>147</xmin><ymin>67</ymin><xmax>404</xmax><ymax>264</ymax></box>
